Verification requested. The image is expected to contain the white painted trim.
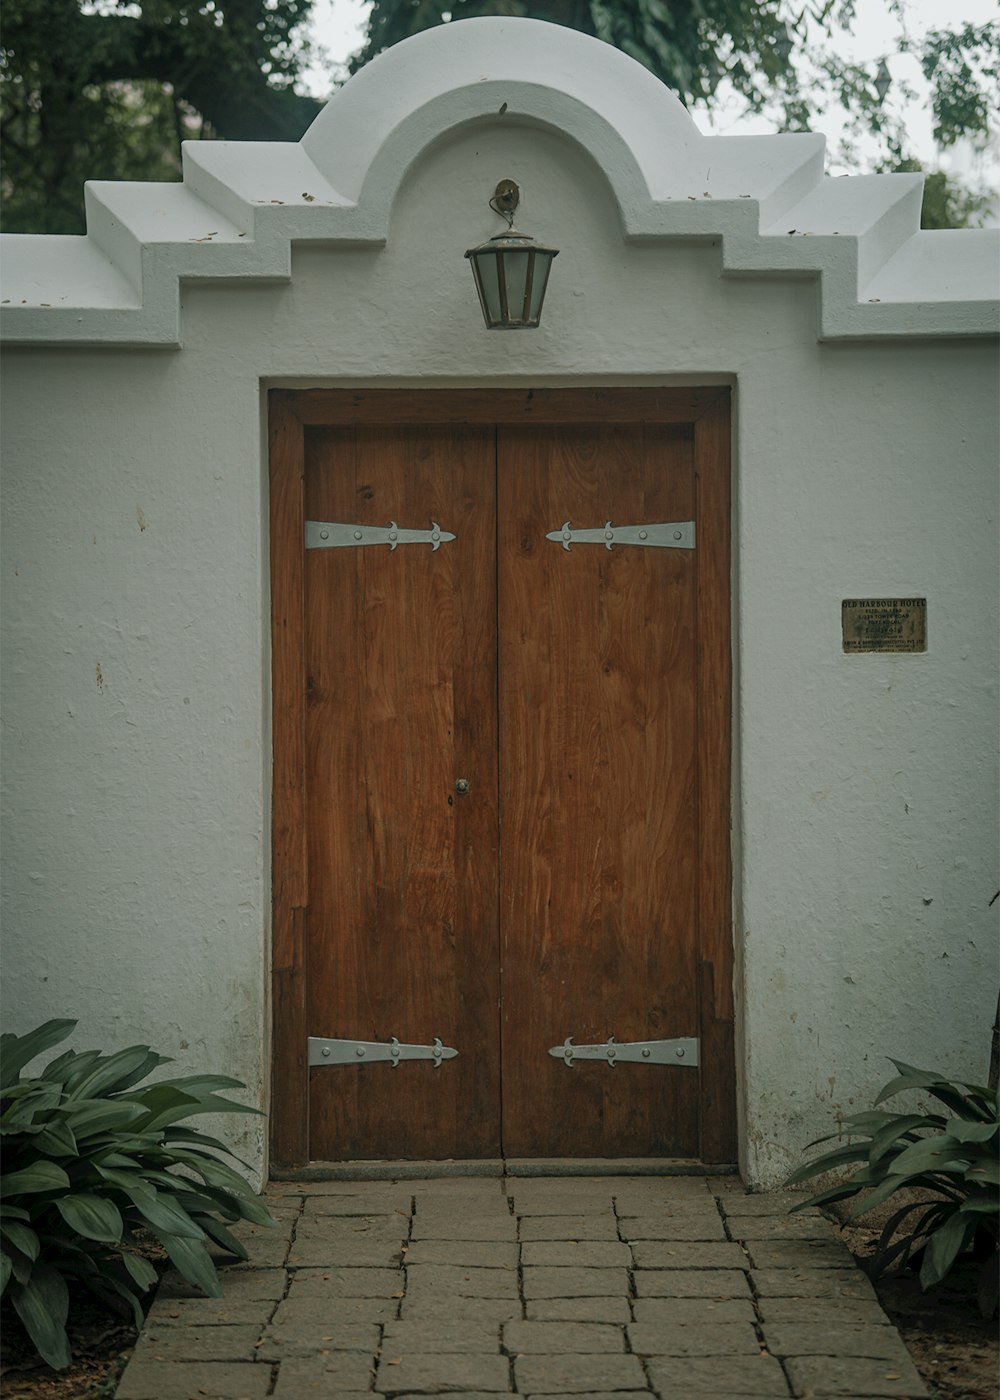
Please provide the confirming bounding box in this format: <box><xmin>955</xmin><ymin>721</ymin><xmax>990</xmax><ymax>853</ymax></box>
<box><xmin>2</xmin><ymin>18</ymin><xmax>997</xmax><ymax>348</ymax></box>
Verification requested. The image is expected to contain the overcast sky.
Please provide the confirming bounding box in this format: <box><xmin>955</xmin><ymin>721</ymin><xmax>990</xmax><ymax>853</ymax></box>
<box><xmin>298</xmin><ymin>0</ymin><xmax>998</xmax><ymax>189</ymax></box>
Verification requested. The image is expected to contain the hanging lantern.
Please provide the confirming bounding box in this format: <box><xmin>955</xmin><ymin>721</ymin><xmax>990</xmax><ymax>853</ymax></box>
<box><xmin>465</xmin><ymin>180</ymin><xmax>559</xmax><ymax>330</ymax></box>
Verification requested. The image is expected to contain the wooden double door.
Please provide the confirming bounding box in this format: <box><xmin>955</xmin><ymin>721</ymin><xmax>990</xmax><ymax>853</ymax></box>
<box><xmin>270</xmin><ymin>389</ymin><xmax>733</xmax><ymax>1167</ymax></box>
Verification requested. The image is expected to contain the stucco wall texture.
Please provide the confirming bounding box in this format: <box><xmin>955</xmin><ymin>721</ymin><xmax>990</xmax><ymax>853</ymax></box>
<box><xmin>2</xmin><ymin>20</ymin><xmax>997</xmax><ymax>1187</ymax></box>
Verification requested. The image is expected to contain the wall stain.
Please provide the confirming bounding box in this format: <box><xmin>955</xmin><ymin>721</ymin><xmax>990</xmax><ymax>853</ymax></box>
<box><xmin>137</xmin><ymin>507</ymin><xmax>147</xmax><ymax>532</ymax></box>
<box><xmin>95</xmin><ymin>663</ymin><xmax>104</xmax><ymax>691</ymax></box>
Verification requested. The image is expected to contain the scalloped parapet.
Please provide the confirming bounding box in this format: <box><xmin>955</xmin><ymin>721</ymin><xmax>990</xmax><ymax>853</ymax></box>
<box><xmin>2</xmin><ymin>17</ymin><xmax>997</xmax><ymax>346</ymax></box>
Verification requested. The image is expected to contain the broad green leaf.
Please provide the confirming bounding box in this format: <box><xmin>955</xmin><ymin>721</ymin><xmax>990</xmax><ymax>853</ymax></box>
<box><xmin>155</xmin><ymin>1073</ymin><xmax>248</xmax><ymax>1095</ymax></box>
<box><xmin>158</xmin><ymin>1232</ymin><xmax>222</xmax><ymax>1297</ymax></box>
<box><xmin>1</xmin><ymin>1221</ymin><xmax>40</xmax><ymax>1259</ymax></box>
<box><xmin>67</xmin><ymin>1046</ymin><xmax>160</xmax><ymax>1102</ymax></box>
<box><xmin>54</xmin><ymin>1050</ymin><xmax>104</xmax><ymax>1093</ymax></box>
<box><xmin>1</xmin><ymin>1204</ymin><xmax>31</xmax><ymax>1221</ymax></box>
<box><xmin>1</xmin><ymin>1252</ymin><xmax>11</xmax><ymax>1294</ymax></box>
<box><xmin>121</xmin><ymin>1251</ymin><xmax>159</xmax><ymax>1292</ymax></box>
<box><xmin>785</xmin><ymin>1142</ymin><xmax>871</xmax><ymax>1184</ymax></box>
<box><xmin>196</xmin><ymin>1215</ymin><xmax>249</xmax><ymax>1259</ymax></box>
<box><xmin>1</xmin><ymin>1083</ymin><xmax>63</xmax><ymax>1125</ymax></box>
<box><xmin>161</xmin><ymin>1127</ymin><xmax>251</xmax><ymax>1163</ymax></box>
<box><xmin>959</xmin><ymin>1188</ymin><xmax>1000</xmax><ymax>1216</ymax></box>
<box><xmin>948</xmin><ymin>1117</ymin><xmax>999</xmax><ymax>1144</ymax></box>
<box><xmin>967</xmin><ymin>1157</ymin><xmax>1000</xmax><ymax>1186</ymax></box>
<box><xmin>58</xmin><ymin>1099</ymin><xmax>146</xmax><ymax>1137</ymax></box>
<box><xmin>11</xmin><ymin>1263</ymin><xmax>72</xmax><ymax>1371</ymax></box>
<box><xmin>869</xmin><ymin>1116</ymin><xmax>938</xmax><ymax>1164</ymax></box>
<box><xmin>55</xmin><ymin>1194</ymin><xmax>124</xmax><ymax>1243</ymax></box>
<box><xmin>1</xmin><ymin>1161</ymin><xmax>71</xmax><ymax>1197</ymax></box>
<box><xmin>886</xmin><ymin>1136</ymin><xmax>968</xmax><ymax>1177</ymax></box>
<box><xmin>129</xmin><ymin>1084</ymin><xmax>202</xmax><ymax>1132</ymax></box>
<box><xmin>35</xmin><ymin>1118</ymin><xmax>78</xmax><ymax>1158</ymax></box>
<box><xmin>0</xmin><ymin>1021</ymin><xmax>76</xmax><ymax>1086</ymax></box>
<box><xmin>131</xmin><ymin>1189</ymin><xmax>205</xmax><ymax>1240</ymax></box>
<box><xmin>919</xmin><ymin>1210</ymin><xmax>976</xmax><ymax>1289</ymax></box>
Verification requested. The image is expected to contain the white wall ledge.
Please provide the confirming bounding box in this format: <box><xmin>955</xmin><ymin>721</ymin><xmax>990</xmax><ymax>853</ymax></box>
<box><xmin>2</xmin><ymin>18</ymin><xmax>997</xmax><ymax>348</ymax></box>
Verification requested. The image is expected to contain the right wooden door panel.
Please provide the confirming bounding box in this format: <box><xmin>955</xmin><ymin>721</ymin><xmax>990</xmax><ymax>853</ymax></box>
<box><xmin>498</xmin><ymin>424</ymin><xmax>701</xmax><ymax>1156</ymax></box>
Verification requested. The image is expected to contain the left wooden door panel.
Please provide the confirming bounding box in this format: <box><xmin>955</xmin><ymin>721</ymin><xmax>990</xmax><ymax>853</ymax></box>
<box><xmin>302</xmin><ymin>423</ymin><xmax>501</xmax><ymax>1160</ymax></box>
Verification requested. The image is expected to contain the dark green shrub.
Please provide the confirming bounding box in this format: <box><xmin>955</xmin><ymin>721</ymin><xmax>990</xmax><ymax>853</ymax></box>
<box><xmin>787</xmin><ymin>1059</ymin><xmax>999</xmax><ymax>1315</ymax></box>
<box><xmin>1</xmin><ymin>1019</ymin><xmax>276</xmax><ymax>1369</ymax></box>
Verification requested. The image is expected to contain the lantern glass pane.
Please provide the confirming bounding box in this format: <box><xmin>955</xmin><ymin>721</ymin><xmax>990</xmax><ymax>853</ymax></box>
<box><xmin>501</xmin><ymin>250</ymin><xmax>530</xmax><ymax>322</ymax></box>
<box><xmin>528</xmin><ymin>253</ymin><xmax>553</xmax><ymax>323</ymax></box>
<box><xmin>475</xmin><ymin>252</ymin><xmax>503</xmax><ymax>323</ymax></box>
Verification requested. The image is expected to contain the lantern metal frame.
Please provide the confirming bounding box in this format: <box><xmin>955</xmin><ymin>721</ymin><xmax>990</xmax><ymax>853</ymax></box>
<box><xmin>465</xmin><ymin>180</ymin><xmax>559</xmax><ymax>330</ymax></box>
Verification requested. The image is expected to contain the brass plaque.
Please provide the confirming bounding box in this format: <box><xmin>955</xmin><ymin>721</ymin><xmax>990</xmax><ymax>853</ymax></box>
<box><xmin>842</xmin><ymin>598</ymin><xmax>926</xmax><ymax>653</ymax></box>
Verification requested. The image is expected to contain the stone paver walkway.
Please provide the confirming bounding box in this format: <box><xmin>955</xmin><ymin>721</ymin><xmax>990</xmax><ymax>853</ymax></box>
<box><xmin>115</xmin><ymin>1174</ymin><xmax>929</xmax><ymax>1399</ymax></box>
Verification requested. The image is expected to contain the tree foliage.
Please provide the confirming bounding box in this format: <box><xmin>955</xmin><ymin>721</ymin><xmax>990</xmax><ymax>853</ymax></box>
<box><xmin>1</xmin><ymin>0</ymin><xmax>321</xmax><ymax>233</ymax></box>
<box><xmin>1</xmin><ymin>0</ymin><xmax>996</xmax><ymax>235</ymax></box>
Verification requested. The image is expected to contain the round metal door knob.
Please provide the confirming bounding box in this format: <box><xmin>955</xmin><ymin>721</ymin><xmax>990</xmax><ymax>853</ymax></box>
<box><xmin>454</xmin><ymin>778</ymin><xmax>470</xmax><ymax>795</ymax></box>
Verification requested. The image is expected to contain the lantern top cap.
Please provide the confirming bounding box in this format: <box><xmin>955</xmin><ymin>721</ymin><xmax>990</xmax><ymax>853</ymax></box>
<box><xmin>465</xmin><ymin>229</ymin><xmax>560</xmax><ymax>259</ymax></box>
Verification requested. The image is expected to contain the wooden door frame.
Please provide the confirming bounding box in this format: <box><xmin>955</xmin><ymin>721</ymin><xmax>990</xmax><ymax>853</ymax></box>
<box><xmin>268</xmin><ymin>386</ymin><xmax>734</xmax><ymax>1170</ymax></box>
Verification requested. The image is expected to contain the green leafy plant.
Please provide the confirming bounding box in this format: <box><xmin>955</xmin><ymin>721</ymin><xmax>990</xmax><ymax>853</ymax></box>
<box><xmin>787</xmin><ymin>1060</ymin><xmax>999</xmax><ymax>1316</ymax></box>
<box><xmin>1</xmin><ymin>1019</ymin><xmax>276</xmax><ymax>1370</ymax></box>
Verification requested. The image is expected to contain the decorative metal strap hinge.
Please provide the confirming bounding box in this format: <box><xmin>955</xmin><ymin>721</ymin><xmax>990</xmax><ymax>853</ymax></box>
<box><xmin>549</xmin><ymin>1035</ymin><xmax>700</xmax><ymax>1067</ymax></box>
<box><xmin>308</xmin><ymin>1036</ymin><xmax>458</xmax><ymax>1068</ymax></box>
<box><xmin>546</xmin><ymin>521</ymin><xmax>695</xmax><ymax>551</ymax></box>
<box><xmin>305</xmin><ymin>521</ymin><xmax>456</xmax><ymax>551</ymax></box>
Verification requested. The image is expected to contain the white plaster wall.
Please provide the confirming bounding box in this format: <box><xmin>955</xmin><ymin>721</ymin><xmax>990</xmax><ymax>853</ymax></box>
<box><xmin>2</xmin><ymin>115</ymin><xmax>997</xmax><ymax>1186</ymax></box>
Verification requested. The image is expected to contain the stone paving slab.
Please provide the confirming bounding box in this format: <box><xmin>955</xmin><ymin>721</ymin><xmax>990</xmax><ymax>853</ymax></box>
<box><xmin>525</xmin><ymin>1297</ymin><xmax>631</xmax><ymax>1323</ymax></box>
<box><xmin>618</xmin><ymin>1214</ymin><xmax>727</xmax><ymax>1240</ymax></box>
<box><xmin>116</xmin><ymin>1358</ymin><xmax>273</xmax><ymax>1399</ymax></box>
<box><xmin>521</xmin><ymin>1240</ymin><xmax>631</xmax><ymax>1268</ymax></box>
<box><xmin>518</xmin><ymin>1214</ymin><xmax>619</xmax><ymax>1240</ymax></box>
<box><xmin>270</xmin><ymin>1353</ymin><xmax>378</xmax><ymax>1394</ymax></box>
<box><xmin>383</xmin><ymin>1320</ymin><xmax>503</xmax><ymax>1353</ymax></box>
<box><xmin>411</xmin><ymin>1217</ymin><xmax>519</xmax><ymax>1241</ymax></box>
<box><xmin>405</xmin><ymin>1263</ymin><xmax>520</xmax><ymax>1297</ymax></box>
<box><xmin>634</xmin><ymin>1267</ymin><xmax>752</xmax><ymax>1297</ymax></box>
<box><xmin>404</xmin><ymin>1239</ymin><xmax>520</xmax><ymax>1267</ymax></box>
<box><xmin>129</xmin><ymin>1325</ymin><xmax>261</xmax><ymax>1362</ymax></box>
<box><xmin>646</xmin><ymin>1353</ymin><xmax>791</xmax><ymax>1394</ymax></box>
<box><xmin>631</xmin><ymin>1296</ymin><xmax>757</xmax><ymax>1324</ymax></box>
<box><xmin>145</xmin><ymin>1296</ymin><xmax>275</xmax><ymax>1326</ymax></box>
<box><xmin>784</xmin><ymin>1354</ymin><xmax>930</xmax><ymax>1397</ymax></box>
<box><xmin>627</xmin><ymin>1321</ymin><xmax>761</xmax><ymax>1355</ymax></box>
<box><xmin>522</xmin><ymin>1266</ymin><xmax>630</xmax><ymax>1298</ymax></box>
<box><xmin>631</xmin><ymin>1240</ymin><xmax>746</xmax><ymax>1268</ymax></box>
<box><xmin>289</xmin><ymin>1238</ymin><xmax>406</xmax><ymax>1267</ymax></box>
<box><xmin>746</xmin><ymin>1238</ymin><xmax>857</xmax><ymax>1269</ymax></box>
<box><xmin>513</xmin><ymin>1353</ymin><xmax>648</xmax><ymax>1393</ymax></box>
<box><xmin>295</xmin><ymin>1212</ymin><xmax>408</xmax><ymax>1235</ymax></box>
<box><xmin>504</xmin><ymin>1321</ymin><xmax>626</xmax><ymax>1353</ymax></box>
<box><xmin>726</xmin><ymin>1213</ymin><xmax>839</xmax><ymax>1240</ymax></box>
<box><xmin>756</xmin><ymin>1297</ymin><xmax>892</xmax><ymax>1325</ymax></box>
<box><xmin>717</xmin><ymin>1193</ymin><xmax>815</xmax><ymax>1214</ymax></box>
<box><xmin>374</xmin><ymin>1354</ymin><xmax>511</xmax><ymax>1393</ymax></box>
<box><xmin>400</xmin><ymin>1296</ymin><xmax>522</xmax><ymax>1322</ymax></box>
<box><xmin>256</xmin><ymin>1317</ymin><xmax>379</xmax><ymax>1359</ymax></box>
<box><xmin>762</xmin><ymin>1324</ymin><xmax>913</xmax><ymax>1362</ymax></box>
<box><xmin>752</xmin><ymin>1268</ymin><xmax>878</xmax><ymax>1301</ymax></box>
<box><xmin>279</xmin><ymin>1289</ymin><xmax>400</xmax><ymax>1320</ymax></box>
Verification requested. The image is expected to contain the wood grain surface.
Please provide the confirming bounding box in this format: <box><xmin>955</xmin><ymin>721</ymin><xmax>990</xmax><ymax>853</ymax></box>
<box><xmin>303</xmin><ymin>424</ymin><xmax>500</xmax><ymax>1160</ymax></box>
<box><xmin>498</xmin><ymin>424</ymin><xmax>700</xmax><ymax>1156</ymax></box>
